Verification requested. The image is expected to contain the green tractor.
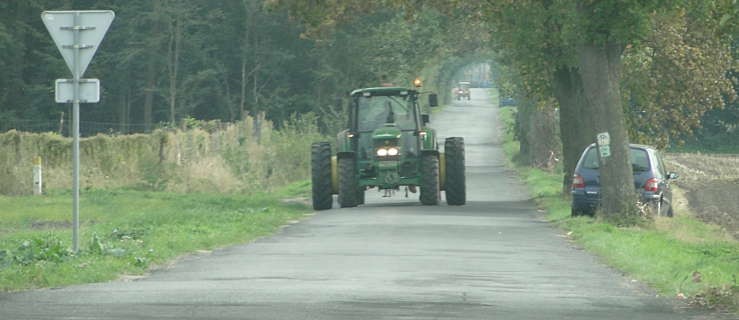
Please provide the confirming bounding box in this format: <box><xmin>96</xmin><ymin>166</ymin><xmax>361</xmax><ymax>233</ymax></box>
<box><xmin>311</xmin><ymin>86</ymin><xmax>466</xmax><ymax>210</ymax></box>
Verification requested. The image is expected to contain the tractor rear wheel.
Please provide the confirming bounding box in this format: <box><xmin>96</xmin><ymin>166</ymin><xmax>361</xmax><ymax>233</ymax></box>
<box><xmin>445</xmin><ymin>137</ymin><xmax>466</xmax><ymax>205</ymax></box>
<box><xmin>420</xmin><ymin>153</ymin><xmax>440</xmax><ymax>205</ymax></box>
<box><xmin>310</xmin><ymin>142</ymin><xmax>333</xmax><ymax>210</ymax></box>
<box><xmin>338</xmin><ymin>157</ymin><xmax>359</xmax><ymax>208</ymax></box>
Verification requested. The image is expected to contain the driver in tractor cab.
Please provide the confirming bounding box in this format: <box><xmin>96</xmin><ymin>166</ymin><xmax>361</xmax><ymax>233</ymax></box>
<box><xmin>359</xmin><ymin>99</ymin><xmax>390</xmax><ymax>132</ymax></box>
<box><xmin>359</xmin><ymin>98</ymin><xmax>417</xmax><ymax>155</ymax></box>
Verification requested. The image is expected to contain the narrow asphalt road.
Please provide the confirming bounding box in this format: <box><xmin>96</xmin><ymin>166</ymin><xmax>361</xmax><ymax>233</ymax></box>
<box><xmin>0</xmin><ymin>89</ymin><xmax>718</xmax><ymax>319</ymax></box>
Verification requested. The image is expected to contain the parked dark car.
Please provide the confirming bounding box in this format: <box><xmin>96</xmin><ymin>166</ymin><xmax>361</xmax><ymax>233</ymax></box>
<box><xmin>499</xmin><ymin>97</ymin><xmax>516</xmax><ymax>107</ymax></box>
<box><xmin>570</xmin><ymin>143</ymin><xmax>679</xmax><ymax>217</ymax></box>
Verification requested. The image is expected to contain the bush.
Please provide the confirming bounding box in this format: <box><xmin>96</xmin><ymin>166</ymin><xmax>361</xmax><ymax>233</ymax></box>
<box><xmin>0</xmin><ymin>115</ymin><xmax>326</xmax><ymax>195</ymax></box>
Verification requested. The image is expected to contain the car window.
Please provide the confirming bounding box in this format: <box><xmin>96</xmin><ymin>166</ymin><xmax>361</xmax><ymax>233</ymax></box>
<box><xmin>655</xmin><ymin>152</ymin><xmax>667</xmax><ymax>178</ymax></box>
<box><xmin>580</xmin><ymin>147</ymin><xmax>651</xmax><ymax>172</ymax></box>
<box><xmin>581</xmin><ymin>147</ymin><xmax>600</xmax><ymax>169</ymax></box>
<box><xmin>631</xmin><ymin>149</ymin><xmax>650</xmax><ymax>172</ymax></box>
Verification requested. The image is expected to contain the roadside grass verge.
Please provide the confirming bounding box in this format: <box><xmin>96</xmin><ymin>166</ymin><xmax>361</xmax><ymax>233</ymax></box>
<box><xmin>499</xmin><ymin>106</ymin><xmax>739</xmax><ymax>311</ymax></box>
<box><xmin>0</xmin><ymin>181</ymin><xmax>312</xmax><ymax>291</ymax></box>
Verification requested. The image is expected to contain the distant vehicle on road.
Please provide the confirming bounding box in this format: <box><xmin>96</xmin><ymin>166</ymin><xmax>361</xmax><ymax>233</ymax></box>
<box><xmin>455</xmin><ymin>81</ymin><xmax>471</xmax><ymax>101</ymax></box>
<box><xmin>571</xmin><ymin>144</ymin><xmax>679</xmax><ymax>217</ymax></box>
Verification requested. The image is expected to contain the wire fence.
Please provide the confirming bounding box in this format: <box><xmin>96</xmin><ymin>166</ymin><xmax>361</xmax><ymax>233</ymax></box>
<box><xmin>1</xmin><ymin>119</ymin><xmax>152</xmax><ymax>137</ymax></box>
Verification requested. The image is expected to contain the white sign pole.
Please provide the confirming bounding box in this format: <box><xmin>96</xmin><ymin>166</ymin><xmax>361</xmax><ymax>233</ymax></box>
<box><xmin>42</xmin><ymin>10</ymin><xmax>114</xmax><ymax>253</ymax></box>
<box><xmin>71</xmin><ymin>11</ymin><xmax>81</xmax><ymax>253</ymax></box>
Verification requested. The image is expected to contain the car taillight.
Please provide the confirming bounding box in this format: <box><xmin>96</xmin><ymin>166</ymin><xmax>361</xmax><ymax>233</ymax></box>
<box><xmin>644</xmin><ymin>178</ymin><xmax>660</xmax><ymax>192</ymax></box>
<box><xmin>572</xmin><ymin>174</ymin><xmax>585</xmax><ymax>189</ymax></box>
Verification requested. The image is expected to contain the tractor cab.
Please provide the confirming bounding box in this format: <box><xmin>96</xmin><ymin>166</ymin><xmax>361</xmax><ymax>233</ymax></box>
<box><xmin>349</xmin><ymin>87</ymin><xmax>427</xmax><ymax>161</ymax></box>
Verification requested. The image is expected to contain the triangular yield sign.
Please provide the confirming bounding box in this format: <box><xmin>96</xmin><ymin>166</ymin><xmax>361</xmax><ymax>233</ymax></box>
<box><xmin>41</xmin><ymin>10</ymin><xmax>115</xmax><ymax>77</ymax></box>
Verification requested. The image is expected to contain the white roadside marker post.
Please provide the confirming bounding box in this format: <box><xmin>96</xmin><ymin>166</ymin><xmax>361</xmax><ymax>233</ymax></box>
<box><xmin>33</xmin><ymin>156</ymin><xmax>43</xmax><ymax>196</ymax></box>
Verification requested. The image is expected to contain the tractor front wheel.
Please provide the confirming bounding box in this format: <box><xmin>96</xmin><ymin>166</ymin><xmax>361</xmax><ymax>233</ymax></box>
<box><xmin>420</xmin><ymin>153</ymin><xmax>440</xmax><ymax>205</ymax></box>
<box><xmin>445</xmin><ymin>137</ymin><xmax>466</xmax><ymax>205</ymax></box>
<box><xmin>310</xmin><ymin>142</ymin><xmax>333</xmax><ymax>210</ymax></box>
<box><xmin>338</xmin><ymin>157</ymin><xmax>359</xmax><ymax>208</ymax></box>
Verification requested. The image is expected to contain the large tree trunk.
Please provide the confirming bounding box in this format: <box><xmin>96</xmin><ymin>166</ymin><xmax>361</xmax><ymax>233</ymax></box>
<box><xmin>577</xmin><ymin>42</ymin><xmax>637</xmax><ymax>220</ymax></box>
<box><xmin>118</xmin><ymin>89</ymin><xmax>126</xmax><ymax>133</ymax></box>
<box><xmin>553</xmin><ymin>67</ymin><xmax>596</xmax><ymax>194</ymax></box>
<box><xmin>515</xmin><ymin>99</ymin><xmax>532</xmax><ymax>165</ymax></box>
<box><xmin>526</xmin><ymin>106</ymin><xmax>560</xmax><ymax>170</ymax></box>
<box><xmin>252</xmin><ymin>25</ymin><xmax>261</xmax><ymax>142</ymax></box>
<box><xmin>167</xmin><ymin>15</ymin><xmax>182</xmax><ymax>125</ymax></box>
<box><xmin>124</xmin><ymin>89</ymin><xmax>131</xmax><ymax>134</ymax></box>
<box><xmin>240</xmin><ymin>55</ymin><xmax>247</xmax><ymax>120</ymax></box>
<box><xmin>118</xmin><ymin>87</ymin><xmax>130</xmax><ymax>134</ymax></box>
<box><xmin>514</xmin><ymin>96</ymin><xmax>561</xmax><ymax>169</ymax></box>
<box><xmin>240</xmin><ymin>0</ymin><xmax>251</xmax><ymax>121</ymax></box>
<box><xmin>224</xmin><ymin>72</ymin><xmax>235</xmax><ymax>122</ymax></box>
<box><xmin>143</xmin><ymin>69</ymin><xmax>155</xmax><ymax>133</ymax></box>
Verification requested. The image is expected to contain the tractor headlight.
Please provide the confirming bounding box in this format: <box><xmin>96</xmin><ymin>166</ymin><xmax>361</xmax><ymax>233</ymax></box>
<box><xmin>376</xmin><ymin>147</ymin><xmax>399</xmax><ymax>157</ymax></box>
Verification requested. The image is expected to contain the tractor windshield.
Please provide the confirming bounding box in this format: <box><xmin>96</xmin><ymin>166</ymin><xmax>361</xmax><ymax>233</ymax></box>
<box><xmin>357</xmin><ymin>95</ymin><xmax>416</xmax><ymax>132</ymax></box>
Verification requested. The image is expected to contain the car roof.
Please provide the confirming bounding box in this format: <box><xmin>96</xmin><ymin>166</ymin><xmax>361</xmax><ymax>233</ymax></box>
<box><xmin>586</xmin><ymin>143</ymin><xmax>657</xmax><ymax>151</ymax></box>
<box><xmin>350</xmin><ymin>87</ymin><xmax>417</xmax><ymax>96</ymax></box>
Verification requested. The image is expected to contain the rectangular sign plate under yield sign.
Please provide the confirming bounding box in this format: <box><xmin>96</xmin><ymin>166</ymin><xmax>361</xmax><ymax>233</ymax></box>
<box><xmin>55</xmin><ymin>79</ymin><xmax>100</xmax><ymax>103</ymax></box>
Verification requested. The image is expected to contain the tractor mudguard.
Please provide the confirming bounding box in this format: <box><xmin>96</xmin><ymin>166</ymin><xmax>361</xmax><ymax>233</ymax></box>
<box><xmin>336</xmin><ymin>129</ymin><xmax>354</xmax><ymax>153</ymax></box>
<box><xmin>439</xmin><ymin>152</ymin><xmax>446</xmax><ymax>190</ymax></box>
<box><xmin>331</xmin><ymin>155</ymin><xmax>339</xmax><ymax>194</ymax></box>
<box><xmin>420</xmin><ymin>128</ymin><xmax>438</xmax><ymax>152</ymax></box>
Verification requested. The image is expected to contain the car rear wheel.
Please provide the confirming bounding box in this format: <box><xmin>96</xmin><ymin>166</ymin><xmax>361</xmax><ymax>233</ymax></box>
<box><xmin>661</xmin><ymin>197</ymin><xmax>674</xmax><ymax>217</ymax></box>
<box><xmin>571</xmin><ymin>206</ymin><xmax>594</xmax><ymax>217</ymax></box>
<box><xmin>649</xmin><ymin>198</ymin><xmax>671</xmax><ymax>217</ymax></box>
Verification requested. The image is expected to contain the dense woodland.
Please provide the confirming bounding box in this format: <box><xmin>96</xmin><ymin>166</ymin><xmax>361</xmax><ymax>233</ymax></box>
<box><xmin>0</xmin><ymin>0</ymin><xmax>737</xmax><ymax>221</ymax></box>
<box><xmin>0</xmin><ymin>0</ymin><xmax>476</xmax><ymax>136</ymax></box>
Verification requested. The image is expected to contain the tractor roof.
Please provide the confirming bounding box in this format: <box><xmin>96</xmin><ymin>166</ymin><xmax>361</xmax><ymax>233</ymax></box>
<box><xmin>350</xmin><ymin>87</ymin><xmax>417</xmax><ymax>96</ymax></box>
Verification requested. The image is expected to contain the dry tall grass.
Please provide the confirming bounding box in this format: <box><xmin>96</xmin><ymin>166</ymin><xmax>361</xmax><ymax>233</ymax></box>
<box><xmin>0</xmin><ymin>114</ymin><xmax>324</xmax><ymax>195</ymax></box>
